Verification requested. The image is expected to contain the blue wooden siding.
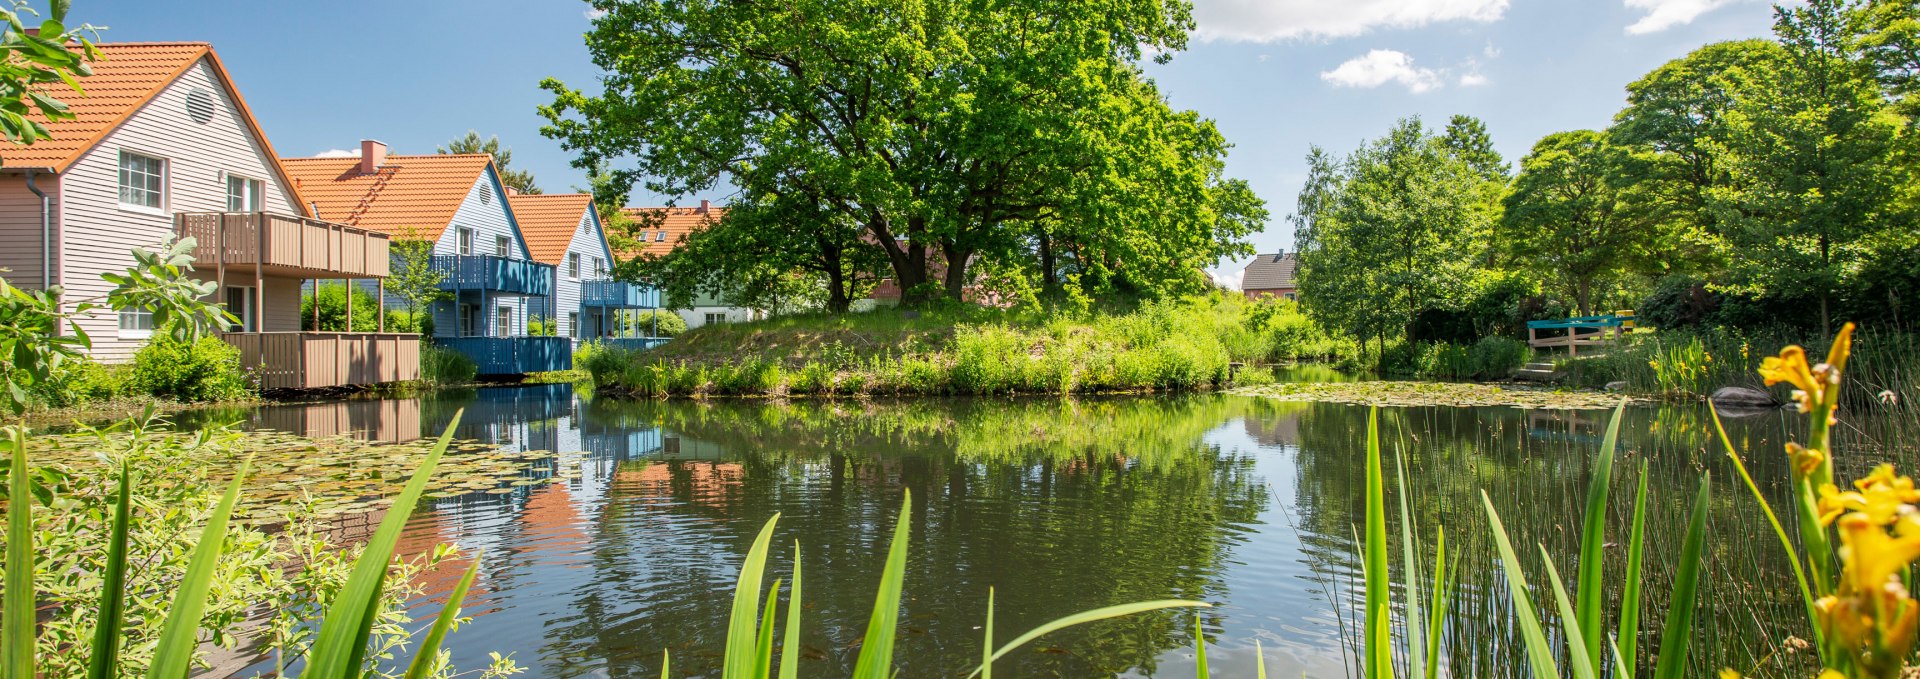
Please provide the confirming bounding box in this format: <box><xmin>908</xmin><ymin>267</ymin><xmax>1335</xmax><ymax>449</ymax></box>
<box><xmin>428</xmin><ymin>167</ymin><xmax>540</xmax><ymax>337</ymax></box>
<box><xmin>435</xmin><ymin>337</ymin><xmax>571</xmax><ymax>373</ymax></box>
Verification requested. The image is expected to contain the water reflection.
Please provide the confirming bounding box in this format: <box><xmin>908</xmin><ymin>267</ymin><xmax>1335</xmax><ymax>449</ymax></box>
<box><xmin>212</xmin><ymin>387</ymin><xmax>1875</xmax><ymax>678</ymax></box>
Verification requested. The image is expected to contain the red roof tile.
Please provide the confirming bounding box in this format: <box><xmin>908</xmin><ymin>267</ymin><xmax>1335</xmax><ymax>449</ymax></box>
<box><xmin>507</xmin><ymin>193</ymin><xmax>595</xmax><ymax>264</ymax></box>
<box><xmin>617</xmin><ymin>205</ymin><xmax>725</xmax><ymax>258</ymax></box>
<box><xmin>279</xmin><ymin>154</ymin><xmax>494</xmax><ymax>240</ymax></box>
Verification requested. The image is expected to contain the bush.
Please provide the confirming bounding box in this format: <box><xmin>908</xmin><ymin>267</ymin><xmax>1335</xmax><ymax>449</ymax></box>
<box><xmin>421</xmin><ymin>344</ymin><xmax>478</xmax><ymax>386</ymax></box>
<box><xmin>301</xmin><ymin>282</ymin><xmax>384</xmax><ymax>332</ymax></box>
<box><xmin>630</xmin><ymin>309</ymin><xmax>688</xmax><ymax>337</ymax></box>
<box><xmin>130</xmin><ymin>335</ymin><xmax>251</xmax><ymax>401</ymax></box>
<box><xmin>1467</xmin><ymin>336</ymin><xmax>1531</xmax><ymax>379</ymax></box>
<box><xmin>1639</xmin><ymin>276</ymin><xmax>1721</xmax><ymax>330</ymax></box>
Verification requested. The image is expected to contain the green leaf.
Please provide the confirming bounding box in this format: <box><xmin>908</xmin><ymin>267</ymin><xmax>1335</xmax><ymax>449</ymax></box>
<box><xmin>1362</xmin><ymin>408</ymin><xmax>1390</xmax><ymax>679</ymax></box>
<box><xmin>850</xmin><ymin>489</ymin><xmax>913</xmax><ymax>679</ymax></box>
<box><xmin>403</xmin><ymin>554</ymin><xmax>483</xmax><ymax>679</ymax></box>
<box><xmin>724</xmin><ymin>514</ymin><xmax>781</xmax><ymax>679</ymax></box>
<box><xmin>1425</xmin><ymin>526</ymin><xmax>1450</xmax><ymax>679</ymax></box>
<box><xmin>1194</xmin><ymin>615</ymin><xmax>1209</xmax><ymax>679</ymax></box>
<box><xmin>754</xmin><ymin>578</ymin><xmax>780</xmax><ymax>679</ymax></box>
<box><xmin>1480</xmin><ymin>490</ymin><xmax>1559</xmax><ymax>677</ymax></box>
<box><xmin>146</xmin><ymin>461</ymin><xmax>249</xmax><ymax>679</ymax></box>
<box><xmin>1575</xmin><ymin>401</ymin><xmax>1625</xmax><ymax>677</ymax></box>
<box><xmin>1538</xmin><ymin>544</ymin><xmax>1599</xmax><ymax>679</ymax></box>
<box><xmin>979</xmin><ymin>588</ymin><xmax>994</xmax><ymax>679</ymax></box>
<box><xmin>966</xmin><ymin>599</ymin><xmax>1206</xmax><ymax>678</ymax></box>
<box><xmin>1651</xmin><ymin>474</ymin><xmax>1711</xmax><ymax>679</ymax></box>
<box><xmin>1618</xmin><ymin>460</ymin><xmax>1650</xmax><ymax>674</ymax></box>
<box><xmin>85</xmin><ymin>460</ymin><xmax>132</xmax><ymax>679</ymax></box>
<box><xmin>304</xmin><ymin>410</ymin><xmax>463</xmax><ymax>678</ymax></box>
<box><xmin>1710</xmin><ymin>404</ymin><xmax>1822</xmax><ymax>654</ymax></box>
<box><xmin>1395</xmin><ymin>448</ymin><xmax>1426</xmax><ymax>676</ymax></box>
<box><xmin>4</xmin><ymin>428</ymin><xmax>34</xmax><ymax>679</ymax></box>
<box><xmin>779</xmin><ymin>542</ymin><xmax>802</xmax><ymax>679</ymax></box>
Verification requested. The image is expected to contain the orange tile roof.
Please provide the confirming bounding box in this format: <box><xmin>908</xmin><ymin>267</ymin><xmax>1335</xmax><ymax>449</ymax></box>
<box><xmin>1</xmin><ymin>42</ymin><xmax>315</xmax><ymax>215</ymax></box>
<box><xmin>618</xmin><ymin>205</ymin><xmax>726</xmax><ymax>258</ymax></box>
<box><xmin>279</xmin><ymin>154</ymin><xmax>495</xmax><ymax>240</ymax></box>
<box><xmin>507</xmin><ymin>193</ymin><xmax>595</xmax><ymax>264</ymax></box>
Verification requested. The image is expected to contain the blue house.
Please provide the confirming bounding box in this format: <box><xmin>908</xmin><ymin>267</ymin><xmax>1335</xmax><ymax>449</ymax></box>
<box><xmin>283</xmin><ymin>140</ymin><xmax>569</xmax><ymax>374</ymax></box>
<box><xmin>507</xmin><ymin>193</ymin><xmax>666</xmax><ymax>349</ymax></box>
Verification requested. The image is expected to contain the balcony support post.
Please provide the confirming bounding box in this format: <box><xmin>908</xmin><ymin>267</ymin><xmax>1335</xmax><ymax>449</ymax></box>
<box><xmin>345</xmin><ymin>277</ymin><xmax>353</xmax><ymax>332</ymax></box>
<box><xmin>254</xmin><ymin>218</ymin><xmax>264</xmax><ymax>336</ymax></box>
<box><xmin>378</xmin><ymin>279</ymin><xmax>385</xmax><ymax>332</ymax></box>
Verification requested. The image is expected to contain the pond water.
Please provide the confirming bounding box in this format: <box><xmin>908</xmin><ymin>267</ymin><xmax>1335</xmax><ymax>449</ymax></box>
<box><xmin>187</xmin><ymin>385</ymin><xmax>1916</xmax><ymax>678</ymax></box>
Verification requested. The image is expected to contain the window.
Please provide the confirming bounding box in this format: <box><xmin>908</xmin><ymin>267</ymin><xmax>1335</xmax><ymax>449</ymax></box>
<box><xmin>118</xmin><ymin>151</ymin><xmax>165</xmax><ymax>210</ymax></box>
<box><xmin>568</xmin><ymin>312</ymin><xmax>580</xmax><ymax>338</ymax></box>
<box><xmin>457</xmin><ymin>228</ymin><xmax>475</xmax><ymax>256</ymax></box>
<box><xmin>459</xmin><ymin>303</ymin><xmax>480</xmax><ymax>336</ymax></box>
<box><xmin>704</xmin><ymin>312</ymin><xmax>726</xmax><ymax>326</ymax></box>
<box><xmin>225</xmin><ymin>174</ymin><xmax>263</xmax><ymax>212</ymax></box>
<box><xmin>224</xmin><ymin>286</ymin><xmax>255</xmax><ymax>332</ymax></box>
<box><xmin>118</xmin><ymin>308</ymin><xmax>155</xmax><ymax>338</ymax></box>
<box><xmin>592</xmin><ymin>257</ymin><xmax>605</xmax><ymax>277</ymax></box>
<box><xmin>494</xmin><ymin>235</ymin><xmax>510</xmax><ymax>258</ymax></box>
<box><xmin>655</xmin><ymin>230</ymin><xmax>667</xmax><ymax>242</ymax></box>
<box><xmin>495</xmin><ymin>306</ymin><xmax>512</xmax><ymax>336</ymax></box>
<box><xmin>567</xmin><ymin>253</ymin><xmax>581</xmax><ymax>279</ymax></box>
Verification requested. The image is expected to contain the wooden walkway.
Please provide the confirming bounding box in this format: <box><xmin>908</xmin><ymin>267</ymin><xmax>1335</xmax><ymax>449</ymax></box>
<box><xmin>1526</xmin><ymin>313</ymin><xmax>1635</xmax><ymax>357</ymax></box>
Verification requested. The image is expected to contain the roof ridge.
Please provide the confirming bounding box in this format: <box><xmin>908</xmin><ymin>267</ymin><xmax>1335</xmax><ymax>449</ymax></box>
<box><xmin>96</xmin><ymin>41</ymin><xmax>212</xmax><ymax>47</ymax></box>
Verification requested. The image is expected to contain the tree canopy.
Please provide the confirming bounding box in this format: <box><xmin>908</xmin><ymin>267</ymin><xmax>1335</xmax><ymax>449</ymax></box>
<box><xmin>1500</xmin><ymin>130</ymin><xmax>1662</xmax><ymax>315</ymax></box>
<box><xmin>438</xmin><ymin>130</ymin><xmax>540</xmax><ymax>194</ymax></box>
<box><xmin>540</xmin><ymin>0</ymin><xmax>1262</xmax><ymax>307</ymax></box>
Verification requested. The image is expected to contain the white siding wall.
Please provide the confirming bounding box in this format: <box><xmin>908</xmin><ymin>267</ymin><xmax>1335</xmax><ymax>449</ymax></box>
<box><xmin>55</xmin><ymin>58</ymin><xmax>303</xmax><ymax>362</ymax></box>
<box><xmin>556</xmin><ymin>207</ymin><xmax>614</xmax><ymax>338</ymax></box>
<box><xmin>428</xmin><ymin>169</ymin><xmax>540</xmax><ymax>338</ymax></box>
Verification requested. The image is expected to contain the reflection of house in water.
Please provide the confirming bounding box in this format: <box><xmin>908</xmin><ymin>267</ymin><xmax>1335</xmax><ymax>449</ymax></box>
<box><xmin>1241</xmin><ymin>410</ymin><xmax>1302</xmax><ymax>446</ymax></box>
<box><xmin>427</xmin><ymin>384</ymin><xmax>579</xmax><ymax>454</ymax></box>
<box><xmin>245</xmin><ymin>397</ymin><xmax>424</xmax><ymax>444</ymax></box>
<box><xmin>609</xmin><ymin>459</ymin><xmax>745</xmax><ymax>503</ymax></box>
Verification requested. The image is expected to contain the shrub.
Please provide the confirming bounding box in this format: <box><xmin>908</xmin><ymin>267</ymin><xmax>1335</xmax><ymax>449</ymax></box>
<box><xmin>790</xmin><ymin>362</ymin><xmax>834</xmax><ymax>395</ymax></box>
<box><xmin>630</xmin><ymin>309</ymin><xmax>688</xmax><ymax>337</ymax></box>
<box><xmin>301</xmin><ymin>282</ymin><xmax>384</xmax><ymax>332</ymax></box>
<box><xmin>421</xmin><ymin>344</ymin><xmax>478</xmax><ymax>386</ymax></box>
<box><xmin>1467</xmin><ymin>336</ymin><xmax>1531</xmax><ymax>379</ymax></box>
<box><xmin>1417</xmin><ymin>342</ymin><xmax>1474</xmax><ymax>379</ymax></box>
<box><xmin>1639</xmin><ymin>276</ymin><xmax>1720</xmax><ymax>330</ymax></box>
<box><xmin>130</xmin><ymin>335</ymin><xmax>251</xmax><ymax>401</ymax></box>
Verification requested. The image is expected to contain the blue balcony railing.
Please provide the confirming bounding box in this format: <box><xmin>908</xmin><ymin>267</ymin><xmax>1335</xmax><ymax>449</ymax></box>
<box><xmin>580</xmin><ymin>279</ymin><xmax>660</xmax><ymax>309</ymax></box>
<box><xmin>595</xmin><ymin>337</ymin><xmax>673</xmax><ymax>351</ymax></box>
<box><xmin>435</xmin><ymin>337</ymin><xmax>571</xmax><ymax>374</ymax></box>
<box><xmin>431</xmin><ymin>254</ymin><xmax>554</xmax><ymax>296</ymax></box>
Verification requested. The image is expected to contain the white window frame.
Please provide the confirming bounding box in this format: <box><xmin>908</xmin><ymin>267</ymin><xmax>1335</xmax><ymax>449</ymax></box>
<box><xmin>704</xmin><ymin>312</ymin><xmax>726</xmax><ymax>326</ymax></box>
<box><xmin>568</xmin><ymin>311</ymin><xmax>580</xmax><ymax>338</ymax></box>
<box><xmin>459</xmin><ymin>303</ymin><xmax>480</xmax><ymax>337</ymax></box>
<box><xmin>592</xmin><ymin>256</ymin><xmax>605</xmax><ymax>278</ymax></box>
<box><xmin>117</xmin><ymin>308</ymin><xmax>155</xmax><ymax>339</ymax></box>
<box><xmin>655</xmin><ymin>230</ymin><xmax>667</xmax><ymax>242</ymax></box>
<box><xmin>494</xmin><ymin>235</ymin><xmax>511</xmax><ymax>258</ymax></box>
<box><xmin>495</xmin><ymin>305</ymin><xmax>513</xmax><ymax>336</ymax></box>
<box><xmin>567</xmin><ymin>252</ymin><xmax>581</xmax><ymax>279</ymax></box>
<box><xmin>224</xmin><ymin>172</ymin><xmax>263</xmax><ymax>212</ymax></box>
<box><xmin>224</xmin><ymin>285</ymin><xmax>256</xmax><ymax>332</ymax></box>
<box><xmin>457</xmin><ymin>227</ymin><xmax>475</xmax><ymax>256</ymax></box>
<box><xmin>117</xmin><ymin>150</ymin><xmax>168</xmax><ymax>215</ymax></box>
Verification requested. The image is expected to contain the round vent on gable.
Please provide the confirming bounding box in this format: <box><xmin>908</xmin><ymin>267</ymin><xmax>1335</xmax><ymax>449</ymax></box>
<box><xmin>185</xmin><ymin>88</ymin><xmax>217</xmax><ymax>124</ymax></box>
<box><xmin>479</xmin><ymin>183</ymin><xmax>493</xmax><ymax>205</ymax></box>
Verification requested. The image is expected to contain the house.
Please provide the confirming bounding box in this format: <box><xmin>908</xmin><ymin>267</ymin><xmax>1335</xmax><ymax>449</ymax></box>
<box><xmin>282</xmin><ymin>142</ymin><xmax>567</xmax><ymax>374</ymax></box>
<box><xmin>507</xmin><ymin>192</ymin><xmax>663</xmax><ymax>346</ymax></box>
<box><xmin>0</xmin><ymin>42</ymin><xmax>418</xmax><ymax>388</ymax></box>
<box><xmin>619</xmin><ymin>202</ymin><xmax>762</xmax><ymax>329</ymax></box>
<box><xmin>1241</xmin><ymin>252</ymin><xmax>1299</xmax><ymax>301</ymax></box>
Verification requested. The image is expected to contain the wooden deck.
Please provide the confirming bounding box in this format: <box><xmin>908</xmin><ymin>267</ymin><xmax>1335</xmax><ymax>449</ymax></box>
<box><xmin>222</xmin><ymin>332</ymin><xmax>421</xmax><ymax>390</ymax></box>
<box><xmin>1526</xmin><ymin>314</ymin><xmax>1636</xmax><ymax>357</ymax></box>
<box><xmin>176</xmin><ymin>212</ymin><xmax>390</xmax><ymax>278</ymax></box>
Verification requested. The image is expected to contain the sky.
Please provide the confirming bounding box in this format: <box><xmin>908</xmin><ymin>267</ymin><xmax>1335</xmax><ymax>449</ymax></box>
<box><xmin>85</xmin><ymin>0</ymin><xmax>1779</xmax><ymax>287</ymax></box>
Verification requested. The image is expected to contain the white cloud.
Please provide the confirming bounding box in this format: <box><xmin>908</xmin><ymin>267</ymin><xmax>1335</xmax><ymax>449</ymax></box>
<box><xmin>1321</xmin><ymin>50</ymin><xmax>1445</xmax><ymax>93</ymax></box>
<box><xmin>1193</xmin><ymin>0</ymin><xmax>1509</xmax><ymax>42</ymax></box>
<box><xmin>584</xmin><ymin>7</ymin><xmax>608</xmax><ymax>20</ymax></box>
<box><xmin>1212</xmin><ymin>267</ymin><xmax>1245</xmax><ymax>291</ymax></box>
<box><xmin>314</xmin><ymin>148</ymin><xmax>361</xmax><ymax>158</ymax></box>
<box><xmin>1623</xmin><ymin>0</ymin><xmax>1748</xmax><ymax>34</ymax></box>
<box><xmin>1458</xmin><ymin>72</ymin><xmax>1490</xmax><ymax>86</ymax></box>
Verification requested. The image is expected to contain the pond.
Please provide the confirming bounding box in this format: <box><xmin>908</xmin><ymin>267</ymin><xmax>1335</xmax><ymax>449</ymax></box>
<box><xmin>184</xmin><ymin>384</ymin><xmax>1909</xmax><ymax>678</ymax></box>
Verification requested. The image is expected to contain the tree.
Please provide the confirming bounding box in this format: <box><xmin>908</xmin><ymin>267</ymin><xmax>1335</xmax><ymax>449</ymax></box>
<box><xmin>0</xmin><ymin>1</ymin><xmax>101</xmax><ymax>152</ymax></box>
<box><xmin>1852</xmin><ymin>0</ymin><xmax>1920</xmax><ymax>119</ymax></box>
<box><xmin>1500</xmin><ymin>131</ymin><xmax>1663</xmax><ymax>315</ymax></box>
<box><xmin>1441</xmin><ymin>114</ymin><xmax>1508</xmax><ymax>181</ymax></box>
<box><xmin>540</xmin><ymin>0</ymin><xmax>1261</xmax><ymax>306</ymax></box>
<box><xmin>1294</xmin><ymin>117</ymin><xmax>1496</xmax><ymax>357</ymax></box>
<box><xmin>1612</xmin><ymin>39</ymin><xmax>1783</xmax><ymax>237</ymax></box>
<box><xmin>1709</xmin><ymin>0</ymin><xmax>1903</xmax><ymax>332</ymax></box>
<box><xmin>385</xmin><ymin>230</ymin><xmax>446</xmax><ymax>335</ymax></box>
<box><xmin>438</xmin><ymin>130</ymin><xmax>540</xmax><ymax>194</ymax></box>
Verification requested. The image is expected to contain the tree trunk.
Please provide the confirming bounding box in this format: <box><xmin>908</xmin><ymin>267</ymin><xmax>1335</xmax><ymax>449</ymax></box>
<box><xmin>866</xmin><ymin>213</ymin><xmax>932</xmax><ymax>307</ymax></box>
<box><xmin>941</xmin><ymin>245</ymin><xmax>972</xmax><ymax>302</ymax></box>
<box><xmin>1037</xmin><ymin>229</ymin><xmax>1057</xmax><ymax>289</ymax></box>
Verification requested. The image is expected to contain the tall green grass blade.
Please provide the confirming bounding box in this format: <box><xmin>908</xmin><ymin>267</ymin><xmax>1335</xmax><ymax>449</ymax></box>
<box><xmin>1395</xmin><ymin>449</ymin><xmax>1426</xmax><ymax>677</ymax></box>
<box><xmin>1480</xmin><ymin>491</ymin><xmax>1559</xmax><ymax>677</ymax></box>
<box><xmin>403</xmin><ymin>554</ymin><xmax>483</xmax><ymax>679</ymax></box>
<box><xmin>779</xmin><ymin>543</ymin><xmax>803</xmax><ymax>679</ymax></box>
<box><xmin>4</xmin><ymin>428</ymin><xmax>34</xmax><ymax>679</ymax></box>
<box><xmin>1575</xmin><ymin>401</ymin><xmax>1624</xmax><ymax>677</ymax></box>
<box><xmin>146</xmin><ymin>461</ymin><xmax>248</xmax><ymax>679</ymax></box>
<box><xmin>850</xmin><ymin>489</ymin><xmax>912</xmax><ymax>679</ymax></box>
<box><xmin>86</xmin><ymin>459</ymin><xmax>132</xmax><ymax>679</ymax></box>
<box><xmin>755</xmin><ymin>578</ymin><xmax>781</xmax><ymax>679</ymax></box>
<box><xmin>1538</xmin><ymin>545</ymin><xmax>1599</xmax><ymax>679</ymax></box>
<box><xmin>1256</xmin><ymin>639</ymin><xmax>1267</xmax><ymax>679</ymax></box>
<box><xmin>660</xmin><ymin>648</ymin><xmax>670</xmax><ymax>679</ymax></box>
<box><xmin>1424</xmin><ymin>527</ymin><xmax>1447</xmax><ymax>679</ymax></box>
<box><xmin>342</xmin><ymin>568</ymin><xmax>388</xmax><ymax>677</ymax></box>
<box><xmin>1617</xmin><ymin>460</ymin><xmax>1650</xmax><ymax>675</ymax></box>
<box><xmin>1362</xmin><ymin>408</ymin><xmax>1390</xmax><ymax>679</ymax></box>
<box><xmin>966</xmin><ymin>599</ymin><xmax>1207</xmax><ymax>678</ymax></box>
<box><xmin>725</xmin><ymin>514</ymin><xmax>781</xmax><ymax>679</ymax></box>
<box><xmin>1194</xmin><ymin>615</ymin><xmax>1209</xmax><ymax>679</ymax></box>
<box><xmin>980</xmin><ymin>588</ymin><xmax>994</xmax><ymax>679</ymax></box>
<box><xmin>1651</xmin><ymin>474</ymin><xmax>1711</xmax><ymax>679</ymax></box>
<box><xmin>1710</xmin><ymin>404</ymin><xmax>1823</xmax><ymax>653</ymax></box>
<box><xmin>305</xmin><ymin>410</ymin><xmax>462</xmax><ymax>679</ymax></box>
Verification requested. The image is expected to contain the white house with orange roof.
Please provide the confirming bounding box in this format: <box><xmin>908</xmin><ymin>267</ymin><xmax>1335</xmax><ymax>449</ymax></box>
<box><xmin>0</xmin><ymin>42</ymin><xmax>417</xmax><ymax>388</ymax></box>
<box><xmin>621</xmin><ymin>202</ymin><xmax>762</xmax><ymax>329</ymax></box>
<box><xmin>508</xmin><ymin>192</ymin><xmax>662</xmax><ymax>344</ymax></box>
<box><xmin>282</xmin><ymin>141</ymin><xmax>567</xmax><ymax>374</ymax></box>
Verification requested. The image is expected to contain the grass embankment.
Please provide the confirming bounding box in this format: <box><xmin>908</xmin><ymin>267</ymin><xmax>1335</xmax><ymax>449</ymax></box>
<box><xmin>585</xmin><ymin>297</ymin><xmax>1295</xmax><ymax>397</ymax></box>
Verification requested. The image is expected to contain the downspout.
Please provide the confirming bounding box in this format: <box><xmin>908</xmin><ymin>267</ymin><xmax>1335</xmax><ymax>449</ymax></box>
<box><xmin>24</xmin><ymin>170</ymin><xmax>49</xmax><ymax>290</ymax></box>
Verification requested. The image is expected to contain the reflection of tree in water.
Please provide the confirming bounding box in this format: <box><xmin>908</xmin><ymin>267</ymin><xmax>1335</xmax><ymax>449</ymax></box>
<box><xmin>538</xmin><ymin>396</ymin><xmax>1271</xmax><ymax>678</ymax></box>
<box><xmin>1281</xmin><ymin>402</ymin><xmax>1820</xmax><ymax>677</ymax></box>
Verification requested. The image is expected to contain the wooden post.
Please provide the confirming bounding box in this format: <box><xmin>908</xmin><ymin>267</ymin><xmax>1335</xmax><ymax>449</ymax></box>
<box><xmin>254</xmin><ymin>219</ymin><xmax>264</xmax><ymax>335</ymax></box>
<box><xmin>345</xmin><ymin>277</ymin><xmax>354</xmax><ymax>332</ymax></box>
<box><xmin>215</xmin><ymin>215</ymin><xmax>226</xmax><ymax>318</ymax></box>
<box><xmin>378</xmin><ymin>279</ymin><xmax>385</xmax><ymax>333</ymax></box>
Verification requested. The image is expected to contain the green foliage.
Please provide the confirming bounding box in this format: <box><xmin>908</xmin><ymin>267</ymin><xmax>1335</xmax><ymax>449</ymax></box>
<box><xmin>1638</xmin><ymin>275</ymin><xmax>1720</xmax><ymax>329</ymax></box>
<box><xmin>629</xmin><ymin>308</ymin><xmax>687</xmax><ymax>337</ymax></box>
<box><xmin>438</xmin><ymin>130</ymin><xmax>539</xmax><ymax>194</ymax></box>
<box><xmin>542</xmin><ymin>0</ymin><xmax>1260</xmax><ymax>305</ymax></box>
<box><xmin>386</xmin><ymin>234</ymin><xmax>447</xmax><ymax>331</ymax></box>
<box><xmin>526</xmin><ymin>315</ymin><xmax>558</xmax><ymax>337</ymax></box>
<box><xmin>129</xmin><ymin>334</ymin><xmax>250</xmax><ymax>402</ymax></box>
<box><xmin>421</xmin><ymin>344</ymin><xmax>477</xmax><ymax>386</ymax></box>
<box><xmin>302</xmin><ymin>282</ymin><xmax>384</xmax><ymax>332</ymax></box>
<box><xmin>1500</xmin><ymin>130</ymin><xmax>1665</xmax><ymax>315</ymax></box>
<box><xmin>0</xmin><ymin>0</ymin><xmax>103</xmax><ymax>149</ymax></box>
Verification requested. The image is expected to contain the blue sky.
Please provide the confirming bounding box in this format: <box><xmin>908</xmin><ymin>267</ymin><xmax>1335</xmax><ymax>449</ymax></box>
<box><xmin>87</xmin><ymin>0</ymin><xmax>1778</xmax><ymax>284</ymax></box>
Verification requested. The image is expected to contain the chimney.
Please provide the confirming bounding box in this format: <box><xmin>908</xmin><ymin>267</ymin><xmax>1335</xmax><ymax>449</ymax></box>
<box><xmin>699</xmin><ymin>199</ymin><xmax>711</xmax><ymax>214</ymax></box>
<box><xmin>504</xmin><ymin>186</ymin><xmax>519</xmax><ymax>197</ymax></box>
<box><xmin>358</xmin><ymin>139</ymin><xmax>387</xmax><ymax>174</ymax></box>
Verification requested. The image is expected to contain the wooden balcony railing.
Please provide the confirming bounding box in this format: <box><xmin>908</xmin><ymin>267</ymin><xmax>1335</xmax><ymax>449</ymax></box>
<box><xmin>176</xmin><ymin>212</ymin><xmax>390</xmax><ymax>278</ymax></box>
<box><xmin>222</xmin><ymin>332</ymin><xmax>421</xmax><ymax>390</ymax></box>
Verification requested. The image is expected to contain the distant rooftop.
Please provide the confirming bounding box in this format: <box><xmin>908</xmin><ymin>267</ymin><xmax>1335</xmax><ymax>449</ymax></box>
<box><xmin>1242</xmin><ymin>252</ymin><xmax>1297</xmax><ymax>290</ymax></box>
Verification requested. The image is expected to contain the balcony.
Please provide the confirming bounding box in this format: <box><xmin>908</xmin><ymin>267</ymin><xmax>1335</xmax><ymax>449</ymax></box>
<box><xmin>435</xmin><ymin>337</ymin><xmax>572</xmax><ymax>374</ymax></box>
<box><xmin>581</xmin><ymin>279</ymin><xmax>660</xmax><ymax>308</ymax></box>
<box><xmin>594</xmin><ymin>337</ymin><xmax>673</xmax><ymax>351</ymax></box>
<box><xmin>432</xmin><ymin>254</ymin><xmax>553</xmax><ymax>296</ymax></box>
<box><xmin>175</xmin><ymin>212</ymin><xmax>389</xmax><ymax>278</ymax></box>
<box><xmin>220</xmin><ymin>332</ymin><xmax>421</xmax><ymax>390</ymax></box>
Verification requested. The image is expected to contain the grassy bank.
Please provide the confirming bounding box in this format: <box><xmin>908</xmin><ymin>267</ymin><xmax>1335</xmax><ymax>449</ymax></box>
<box><xmin>585</xmin><ymin>296</ymin><xmax>1337</xmax><ymax>397</ymax></box>
<box><xmin>1555</xmin><ymin>327</ymin><xmax>1920</xmax><ymax>406</ymax></box>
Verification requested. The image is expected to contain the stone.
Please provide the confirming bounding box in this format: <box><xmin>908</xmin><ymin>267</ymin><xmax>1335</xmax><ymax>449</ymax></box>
<box><xmin>1711</xmin><ymin>386</ymin><xmax>1778</xmax><ymax>408</ymax></box>
<box><xmin>1604</xmin><ymin>381</ymin><xmax>1628</xmax><ymax>392</ymax></box>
